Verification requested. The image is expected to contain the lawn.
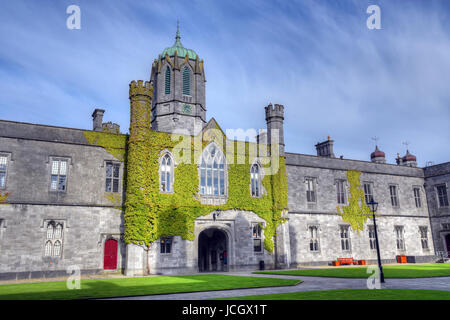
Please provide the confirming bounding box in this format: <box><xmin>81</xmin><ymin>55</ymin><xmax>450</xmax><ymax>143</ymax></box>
<box><xmin>255</xmin><ymin>264</ymin><xmax>450</xmax><ymax>278</ymax></box>
<box><xmin>216</xmin><ymin>289</ymin><xmax>450</xmax><ymax>300</ymax></box>
<box><xmin>0</xmin><ymin>274</ymin><xmax>300</xmax><ymax>300</ymax></box>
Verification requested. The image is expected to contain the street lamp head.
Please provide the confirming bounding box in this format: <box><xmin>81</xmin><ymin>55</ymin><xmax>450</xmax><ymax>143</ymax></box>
<box><xmin>367</xmin><ymin>200</ymin><xmax>378</xmax><ymax>213</ymax></box>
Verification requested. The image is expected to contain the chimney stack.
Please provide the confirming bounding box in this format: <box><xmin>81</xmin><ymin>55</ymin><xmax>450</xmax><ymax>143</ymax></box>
<box><xmin>315</xmin><ymin>136</ymin><xmax>335</xmax><ymax>157</ymax></box>
<box><xmin>92</xmin><ymin>108</ymin><xmax>105</xmax><ymax>132</ymax></box>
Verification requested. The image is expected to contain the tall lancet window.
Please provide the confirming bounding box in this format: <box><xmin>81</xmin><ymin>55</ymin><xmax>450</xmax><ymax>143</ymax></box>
<box><xmin>182</xmin><ymin>66</ymin><xmax>191</xmax><ymax>96</ymax></box>
<box><xmin>165</xmin><ymin>66</ymin><xmax>171</xmax><ymax>94</ymax></box>
<box><xmin>200</xmin><ymin>144</ymin><xmax>226</xmax><ymax>196</ymax></box>
<box><xmin>160</xmin><ymin>153</ymin><xmax>174</xmax><ymax>192</ymax></box>
<box><xmin>250</xmin><ymin>164</ymin><xmax>261</xmax><ymax>197</ymax></box>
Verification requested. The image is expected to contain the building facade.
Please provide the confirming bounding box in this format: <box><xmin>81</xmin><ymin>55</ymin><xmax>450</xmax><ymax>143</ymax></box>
<box><xmin>0</xmin><ymin>30</ymin><xmax>449</xmax><ymax>280</ymax></box>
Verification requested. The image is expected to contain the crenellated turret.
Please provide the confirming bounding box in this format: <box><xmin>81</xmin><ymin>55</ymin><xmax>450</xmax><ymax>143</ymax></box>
<box><xmin>265</xmin><ymin>103</ymin><xmax>285</xmax><ymax>156</ymax></box>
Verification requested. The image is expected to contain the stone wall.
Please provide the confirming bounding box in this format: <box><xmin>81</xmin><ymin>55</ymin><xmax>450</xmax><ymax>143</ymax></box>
<box><xmin>424</xmin><ymin>162</ymin><xmax>450</xmax><ymax>253</ymax></box>
<box><xmin>285</xmin><ymin>153</ymin><xmax>435</xmax><ymax>265</ymax></box>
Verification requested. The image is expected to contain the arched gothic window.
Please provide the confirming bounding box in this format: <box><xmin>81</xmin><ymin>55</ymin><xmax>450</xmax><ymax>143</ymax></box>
<box><xmin>53</xmin><ymin>240</ymin><xmax>62</xmax><ymax>256</ymax></box>
<box><xmin>46</xmin><ymin>222</ymin><xmax>54</xmax><ymax>239</ymax></box>
<box><xmin>165</xmin><ymin>66</ymin><xmax>171</xmax><ymax>94</ymax></box>
<box><xmin>44</xmin><ymin>221</ymin><xmax>64</xmax><ymax>257</ymax></box>
<box><xmin>182</xmin><ymin>66</ymin><xmax>191</xmax><ymax>96</ymax></box>
<box><xmin>44</xmin><ymin>240</ymin><xmax>52</xmax><ymax>256</ymax></box>
<box><xmin>160</xmin><ymin>153</ymin><xmax>174</xmax><ymax>192</ymax></box>
<box><xmin>200</xmin><ymin>144</ymin><xmax>226</xmax><ymax>196</ymax></box>
<box><xmin>250</xmin><ymin>164</ymin><xmax>261</xmax><ymax>197</ymax></box>
<box><xmin>55</xmin><ymin>224</ymin><xmax>63</xmax><ymax>238</ymax></box>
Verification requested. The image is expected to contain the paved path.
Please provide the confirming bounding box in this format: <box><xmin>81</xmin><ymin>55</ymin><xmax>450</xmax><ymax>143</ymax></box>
<box><xmin>104</xmin><ymin>271</ymin><xmax>450</xmax><ymax>300</ymax></box>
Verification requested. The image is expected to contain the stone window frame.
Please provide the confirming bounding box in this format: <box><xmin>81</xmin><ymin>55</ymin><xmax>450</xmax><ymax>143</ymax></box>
<box><xmin>158</xmin><ymin>150</ymin><xmax>176</xmax><ymax>194</ymax></box>
<box><xmin>160</xmin><ymin>236</ymin><xmax>173</xmax><ymax>254</ymax></box>
<box><xmin>308</xmin><ymin>224</ymin><xmax>320</xmax><ymax>252</ymax></box>
<box><xmin>436</xmin><ymin>184</ymin><xmax>449</xmax><ymax>208</ymax></box>
<box><xmin>367</xmin><ymin>225</ymin><xmax>377</xmax><ymax>250</ymax></box>
<box><xmin>0</xmin><ymin>152</ymin><xmax>12</xmax><ymax>190</ymax></box>
<box><xmin>419</xmin><ymin>226</ymin><xmax>429</xmax><ymax>251</ymax></box>
<box><xmin>252</xmin><ymin>222</ymin><xmax>264</xmax><ymax>253</ymax></box>
<box><xmin>48</xmin><ymin>156</ymin><xmax>71</xmax><ymax>193</ymax></box>
<box><xmin>442</xmin><ymin>223</ymin><xmax>450</xmax><ymax>231</ymax></box>
<box><xmin>339</xmin><ymin>224</ymin><xmax>351</xmax><ymax>252</ymax></box>
<box><xmin>389</xmin><ymin>184</ymin><xmax>400</xmax><ymax>208</ymax></box>
<box><xmin>198</xmin><ymin>142</ymin><xmax>228</xmax><ymax>205</ymax></box>
<box><xmin>334</xmin><ymin>179</ymin><xmax>348</xmax><ymax>205</ymax></box>
<box><xmin>43</xmin><ymin>220</ymin><xmax>65</xmax><ymax>258</ymax></box>
<box><xmin>413</xmin><ymin>186</ymin><xmax>422</xmax><ymax>208</ymax></box>
<box><xmin>304</xmin><ymin>176</ymin><xmax>317</xmax><ymax>204</ymax></box>
<box><xmin>104</xmin><ymin>160</ymin><xmax>122</xmax><ymax>194</ymax></box>
<box><xmin>250</xmin><ymin>160</ymin><xmax>264</xmax><ymax>198</ymax></box>
<box><xmin>394</xmin><ymin>225</ymin><xmax>406</xmax><ymax>251</ymax></box>
<box><xmin>363</xmin><ymin>181</ymin><xmax>374</xmax><ymax>205</ymax></box>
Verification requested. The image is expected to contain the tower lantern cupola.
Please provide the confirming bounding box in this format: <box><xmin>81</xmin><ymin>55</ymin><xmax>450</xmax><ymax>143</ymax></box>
<box><xmin>150</xmin><ymin>23</ymin><xmax>206</xmax><ymax>135</ymax></box>
<box><xmin>371</xmin><ymin>145</ymin><xmax>386</xmax><ymax>164</ymax></box>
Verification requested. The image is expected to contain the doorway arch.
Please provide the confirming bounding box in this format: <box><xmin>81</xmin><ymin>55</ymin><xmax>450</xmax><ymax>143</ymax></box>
<box><xmin>198</xmin><ymin>228</ymin><xmax>228</xmax><ymax>272</ymax></box>
<box><xmin>446</xmin><ymin>234</ymin><xmax>450</xmax><ymax>258</ymax></box>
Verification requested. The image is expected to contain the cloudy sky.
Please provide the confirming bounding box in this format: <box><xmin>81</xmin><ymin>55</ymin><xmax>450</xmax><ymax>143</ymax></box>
<box><xmin>0</xmin><ymin>0</ymin><xmax>449</xmax><ymax>166</ymax></box>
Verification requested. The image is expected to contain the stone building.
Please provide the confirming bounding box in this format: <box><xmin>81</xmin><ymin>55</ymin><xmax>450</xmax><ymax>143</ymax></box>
<box><xmin>0</xmin><ymin>29</ymin><xmax>449</xmax><ymax>280</ymax></box>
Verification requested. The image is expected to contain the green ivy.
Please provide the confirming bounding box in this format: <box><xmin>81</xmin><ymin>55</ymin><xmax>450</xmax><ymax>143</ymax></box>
<box><xmin>83</xmin><ymin>84</ymin><xmax>288</xmax><ymax>252</ymax></box>
<box><xmin>0</xmin><ymin>191</ymin><xmax>8</xmax><ymax>204</ymax></box>
<box><xmin>336</xmin><ymin>170</ymin><xmax>372</xmax><ymax>233</ymax></box>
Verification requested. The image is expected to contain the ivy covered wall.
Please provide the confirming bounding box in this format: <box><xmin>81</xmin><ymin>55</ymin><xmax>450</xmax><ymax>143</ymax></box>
<box><xmin>83</xmin><ymin>80</ymin><xmax>289</xmax><ymax>253</ymax></box>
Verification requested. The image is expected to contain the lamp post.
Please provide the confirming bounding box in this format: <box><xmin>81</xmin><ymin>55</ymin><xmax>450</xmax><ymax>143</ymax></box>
<box><xmin>367</xmin><ymin>200</ymin><xmax>385</xmax><ymax>283</ymax></box>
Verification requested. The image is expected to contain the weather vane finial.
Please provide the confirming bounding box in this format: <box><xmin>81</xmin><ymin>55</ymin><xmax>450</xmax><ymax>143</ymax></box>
<box><xmin>402</xmin><ymin>141</ymin><xmax>410</xmax><ymax>150</ymax></box>
<box><xmin>176</xmin><ymin>19</ymin><xmax>180</xmax><ymax>40</ymax></box>
<box><xmin>371</xmin><ymin>136</ymin><xmax>379</xmax><ymax>146</ymax></box>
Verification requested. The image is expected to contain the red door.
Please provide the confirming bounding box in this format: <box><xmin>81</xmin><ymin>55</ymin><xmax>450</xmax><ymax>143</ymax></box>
<box><xmin>104</xmin><ymin>239</ymin><xmax>118</xmax><ymax>270</ymax></box>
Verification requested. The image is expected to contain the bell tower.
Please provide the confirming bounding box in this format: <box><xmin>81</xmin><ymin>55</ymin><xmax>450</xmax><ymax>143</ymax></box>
<box><xmin>150</xmin><ymin>24</ymin><xmax>206</xmax><ymax>135</ymax></box>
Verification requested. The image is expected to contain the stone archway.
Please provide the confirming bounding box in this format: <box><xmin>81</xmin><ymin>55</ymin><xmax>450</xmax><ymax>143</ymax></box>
<box><xmin>198</xmin><ymin>228</ymin><xmax>228</xmax><ymax>272</ymax></box>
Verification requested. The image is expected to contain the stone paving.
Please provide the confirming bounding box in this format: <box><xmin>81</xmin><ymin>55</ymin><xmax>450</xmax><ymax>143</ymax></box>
<box><xmin>103</xmin><ymin>271</ymin><xmax>450</xmax><ymax>300</ymax></box>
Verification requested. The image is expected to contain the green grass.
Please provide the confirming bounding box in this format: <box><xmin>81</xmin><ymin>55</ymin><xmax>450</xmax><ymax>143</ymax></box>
<box><xmin>255</xmin><ymin>264</ymin><xmax>450</xmax><ymax>278</ymax></box>
<box><xmin>216</xmin><ymin>289</ymin><xmax>450</xmax><ymax>300</ymax></box>
<box><xmin>0</xmin><ymin>274</ymin><xmax>300</xmax><ymax>300</ymax></box>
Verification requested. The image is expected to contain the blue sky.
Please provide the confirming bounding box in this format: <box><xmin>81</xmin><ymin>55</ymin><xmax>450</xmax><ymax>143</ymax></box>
<box><xmin>0</xmin><ymin>0</ymin><xmax>449</xmax><ymax>166</ymax></box>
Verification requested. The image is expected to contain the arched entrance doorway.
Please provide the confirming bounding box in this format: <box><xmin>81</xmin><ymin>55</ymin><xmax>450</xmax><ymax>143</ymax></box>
<box><xmin>104</xmin><ymin>239</ymin><xmax>118</xmax><ymax>270</ymax></box>
<box><xmin>198</xmin><ymin>228</ymin><xmax>228</xmax><ymax>272</ymax></box>
<box><xmin>446</xmin><ymin>234</ymin><xmax>450</xmax><ymax>258</ymax></box>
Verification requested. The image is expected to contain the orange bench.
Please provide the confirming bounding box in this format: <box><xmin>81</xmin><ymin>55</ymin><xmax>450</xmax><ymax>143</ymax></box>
<box><xmin>332</xmin><ymin>258</ymin><xmax>366</xmax><ymax>266</ymax></box>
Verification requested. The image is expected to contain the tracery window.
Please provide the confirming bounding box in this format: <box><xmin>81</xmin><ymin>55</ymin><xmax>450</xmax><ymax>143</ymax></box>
<box><xmin>160</xmin><ymin>153</ymin><xmax>174</xmax><ymax>192</ymax></box>
<box><xmin>199</xmin><ymin>144</ymin><xmax>226</xmax><ymax>196</ymax></box>
<box><xmin>250</xmin><ymin>164</ymin><xmax>261</xmax><ymax>197</ymax></box>
<box><xmin>44</xmin><ymin>221</ymin><xmax>64</xmax><ymax>257</ymax></box>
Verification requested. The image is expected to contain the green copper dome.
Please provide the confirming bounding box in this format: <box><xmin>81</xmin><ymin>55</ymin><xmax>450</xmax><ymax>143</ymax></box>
<box><xmin>161</xmin><ymin>24</ymin><xmax>198</xmax><ymax>60</ymax></box>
